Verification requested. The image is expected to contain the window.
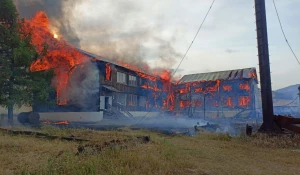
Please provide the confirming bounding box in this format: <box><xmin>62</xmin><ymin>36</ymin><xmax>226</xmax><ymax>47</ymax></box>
<box><xmin>239</xmin><ymin>82</ymin><xmax>250</xmax><ymax>91</ymax></box>
<box><xmin>128</xmin><ymin>94</ymin><xmax>137</xmax><ymax>106</ymax></box>
<box><xmin>105</xmin><ymin>63</ymin><xmax>112</xmax><ymax>81</ymax></box>
<box><xmin>116</xmin><ymin>93</ymin><xmax>127</xmax><ymax>106</ymax></box>
<box><xmin>222</xmin><ymin>85</ymin><xmax>232</xmax><ymax>91</ymax></box>
<box><xmin>239</xmin><ymin>96</ymin><xmax>250</xmax><ymax>107</ymax></box>
<box><xmin>139</xmin><ymin>96</ymin><xmax>147</xmax><ymax>107</ymax></box>
<box><xmin>117</xmin><ymin>72</ymin><xmax>127</xmax><ymax>84</ymax></box>
<box><xmin>225</xmin><ymin>97</ymin><xmax>234</xmax><ymax>107</ymax></box>
<box><xmin>129</xmin><ymin>75</ymin><xmax>137</xmax><ymax>86</ymax></box>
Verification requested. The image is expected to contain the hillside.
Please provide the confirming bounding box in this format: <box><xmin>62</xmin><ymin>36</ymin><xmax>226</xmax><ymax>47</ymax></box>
<box><xmin>273</xmin><ymin>84</ymin><xmax>300</xmax><ymax>100</ymax></box>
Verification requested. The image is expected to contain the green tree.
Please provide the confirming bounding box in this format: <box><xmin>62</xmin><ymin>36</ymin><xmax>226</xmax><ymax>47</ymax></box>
<box><xmin>0</xmin><ymin>0</ymin><xmax>54</xmax><ymax>125</ymax></box>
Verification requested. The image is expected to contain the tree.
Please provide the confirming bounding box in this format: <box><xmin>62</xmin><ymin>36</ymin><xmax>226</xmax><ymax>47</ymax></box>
<box><xmin>0</xmin><ymin>0</ymin><xmax>54</xmax><ymax>125</ymax></box>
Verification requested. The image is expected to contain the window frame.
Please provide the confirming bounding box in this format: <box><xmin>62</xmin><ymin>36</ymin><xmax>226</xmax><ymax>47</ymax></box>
<box><xmin>128</xmin><ymin>74</ymin><xmax>137</xmax><ymax>86</ymax></box>
<box><xmin>117</xmin><ymin>71</ymin><xmax>127</xmax><ymax>85</ymax></box>
<box><xmin>238</xmin><ymin>96</ymin><xmax>251</xmax><ymax>107</ymax></box>
<box><xmin>128</xmin><ymin>94</ymin><xmax>138</xmax><ymax>106</ymax></box>
<box><xmin>139</xmin><ymin>96</ymin><xmax>147</xmax><ymax>107</ymax></box>
<box><xmin>105</xmin><ymin>63</ymin><xmax>112</xmax><ymax>82</ymax></box>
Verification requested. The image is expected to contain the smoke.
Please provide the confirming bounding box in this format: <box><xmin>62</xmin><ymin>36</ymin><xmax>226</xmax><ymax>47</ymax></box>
<box><xmin>13</xmin><ymin>0</ymin><xmax>81</xmax><ymax>47</ymax></box>
<box><xmin>13</xmin><ymin>0</ymin><xmax>182</xmax><ymax>73</ymax></box>
<box><xmin>133</xmin><ymin>114</ymin><xmax>243</xmax><ymax>136</ymax></box>
<box><xmin>66</xmin><ymin>61</ymin><xmax>100</xmax><ymax>110</ymax></box>
<box><xmin>71</xmin><ymin>0</ymin><xmax>182</xmax><ymax>72</ymax></box>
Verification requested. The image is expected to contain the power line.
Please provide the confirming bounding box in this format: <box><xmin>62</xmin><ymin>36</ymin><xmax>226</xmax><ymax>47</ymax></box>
<box><xmin>280</xmin><ymin>96</ymin><xmax>299</xmax><ymax>107</ymax></box>
<box><xmin>134</xmin><ymin>0</ymin><xmax>217</xmax><ymax>125</ymax></box>
<box><xmin>171</xmin><ymin>0</ymin><xmax>216</xmax><ymax>78</ymax></box>
<box><xmin>272</xmin><ymin>0</ymin><xmax>300</xmax><ymax>65</ymax></box>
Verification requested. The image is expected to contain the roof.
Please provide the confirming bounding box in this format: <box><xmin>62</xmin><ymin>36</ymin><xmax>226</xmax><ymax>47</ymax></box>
<box><xmin>102</xmin><ymin>85</ymin><xmax>120</xmax><ymax>92</ymax></box>
<box><xmin>77</xmin><ymin>48</ymin><xmax>155</xmax><ymax>77</ymax></box>
<box><xmin>178</xmin><ymin>67</ymin><xmax>258</xmax><ymax>84</ymax></box>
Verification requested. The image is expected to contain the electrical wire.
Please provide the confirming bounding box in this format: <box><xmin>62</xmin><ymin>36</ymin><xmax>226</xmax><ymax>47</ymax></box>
<box><xmin>272</xmin><ymin>0</ymin><xmax>300</xmax><ymax>65</ymax></box>
<box><xmin>279</xmin><ymin>96</ymin><xmax>299</xmax><ymax>107</ymax></box>
<box><xmin>134</xmin><ymin>0</ymin><xmax>217</xmax><ymax>125</ymax></box>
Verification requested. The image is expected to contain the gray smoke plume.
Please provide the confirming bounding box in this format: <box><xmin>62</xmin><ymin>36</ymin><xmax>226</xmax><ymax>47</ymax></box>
<box><xmin>66</xmin><ymin>61</ymin><xmax>100</xmax><ymax>110</ymax></box>
<box><xmin>13</xmin><ymin>0</ymin><xmax>182</xmax><ymax>73</ymax></box>
<box><xmin>13</xmin><ymin>0</ymin><xmax>81</xmax><ymax>47</ymax></box>
<box><xmin>70</xmin><ymin>0</ymin><xmax>182</xmax><ymax>71</ymax></box>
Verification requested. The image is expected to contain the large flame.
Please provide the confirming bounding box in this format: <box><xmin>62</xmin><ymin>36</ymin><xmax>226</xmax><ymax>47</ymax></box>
<box><xmin>24</xmin><ymin>11</ymin><xmax>90</xmax><ymax>105</ymax></box>
<box><xmin>25</xmin><ymin>11</ymin><xmax>174</xmax><ymax>110</ymax></box>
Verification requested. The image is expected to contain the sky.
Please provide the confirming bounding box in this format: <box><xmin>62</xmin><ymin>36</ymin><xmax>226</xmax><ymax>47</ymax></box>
<box><xmin>45</xmin><ymin>0</ymin><xmax>300</xmax><ymax>90</ymax></box>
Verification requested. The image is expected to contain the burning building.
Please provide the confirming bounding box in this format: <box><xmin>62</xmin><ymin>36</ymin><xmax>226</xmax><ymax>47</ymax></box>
<box><xmin>174</xmin><ymin>68</ymin><xmax>261</xmax><ymax>120</ymax></box>
<box><xmin>33</xmin><ymin>48</ymin><xmax>174</xmax><ymax>118</ymax></box>
<box><xmin>17</xmin><ymin>11</ymin><xmax>174</xmax><ymax>123</ymax></box>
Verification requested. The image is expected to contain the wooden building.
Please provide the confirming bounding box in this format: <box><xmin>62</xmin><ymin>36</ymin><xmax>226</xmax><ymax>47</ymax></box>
<box><xmin>174</xmin><ymin>68</ymin><xmax>261</xmax><ymax>119</ymax></box>
<box><xmin>33</xmin><ymin>49</ymin><xmax>174</xmax><ymax>117</ymax></box>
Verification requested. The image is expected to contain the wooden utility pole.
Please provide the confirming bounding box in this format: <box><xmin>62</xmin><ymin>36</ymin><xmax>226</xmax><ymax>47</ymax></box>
<box><xmin>298</xmin><ymin>86</ymin><xmax>300</xmax><ymax>105</ymax></box>
<box><xmin>254</xmin><ymin>0</ymin><xmax>280</xmax><ymax>132</ymax></box>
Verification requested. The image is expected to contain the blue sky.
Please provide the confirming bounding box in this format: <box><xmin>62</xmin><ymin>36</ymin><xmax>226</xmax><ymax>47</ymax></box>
<box><xmin>70</xmin><ymin>0</ymin><xmax>300</xmax><ymax>90</ymax></box>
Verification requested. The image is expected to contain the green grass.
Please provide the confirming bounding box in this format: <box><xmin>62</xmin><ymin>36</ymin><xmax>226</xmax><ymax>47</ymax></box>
<box><xmin>1</xmin><ymin>126</ymin><xmax>300</xmax><ymax>175</ymax></box>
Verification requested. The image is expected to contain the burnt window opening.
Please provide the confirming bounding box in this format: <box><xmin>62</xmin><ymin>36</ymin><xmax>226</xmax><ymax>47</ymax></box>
<box><xmin>239</xmin><ymin>96</ymin><xmax>250</xmax><ymax>107</ymax></box>
<box><xmin>206</xmin><ymin>80</ymin><xmax>220</xmax><ymax>92</ymax></box>
<box><xmin>222</xmin><ymin>85</ymin><xmax>232</xmax><ymax>91</ymax></box>
<box><xmin>139</xmin><ymin>96</ymin><xmax>147</xmax><ymax>107</ymax></box>
<box><xmin>128</xmin><ymin>94</ymin><xmax>137</xmax><ymax>106</ymax></box>
<box><xmin>117</xmin><ymin>72</ymin><xmax>127</xmax><ymax>84</ymax></box>
<box><xmin>129</xmin><ymin>75</ymin><xmax>137</xmax><ymax>86</ymax></box>
<box><xmin>194</xmin><ymin>87</ymin><xmax>203</xmax><ymax>93</ymax></box>
<box><xmin>225</xmin><ymin>97</ymin><xmax>234</xmax><ymax>107</ymax></box>
<box><xmin>215</xmin><ymin>101</ymin><xmax>219</xmax><ymax>107</ymax></box>
<box><xmin>105</xmin><ymin>63</ymin><xmax>112</xmax><ymax>81</ymax></box>
<box><xmin>193</xmin><ymin>100</ymin><xmax>202</xmax><ymax>107</ymax></box>
<box><xmin>180</xmin><ymin>100</ymin><xmax>190</xmax><ymax>108</ymax></box>
<box><xmin>239</xmin><ymin>82</ymin><xmax>250</xmax><ymax>91</ymax></box>
<box><xmin>116</xmin><ymin>93</ymin><xmax>127</xmax><ymax>106</ymax></box>
<box><xmin>179</xmin><ymin>87</ymin><xmax>189</xmax><ymax>94</ymax></box>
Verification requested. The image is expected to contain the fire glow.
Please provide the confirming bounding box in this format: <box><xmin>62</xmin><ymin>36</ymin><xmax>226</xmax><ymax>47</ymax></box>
<box><xmin>24</xmin><ymin>11</ymin><xmax>90</xmax><ymax>105</ymax></box>
<box><xmin>24</xmin><ymin>11</ymin><xmax>174</xmax><ymax>111</ymax></box>
<box><xmin>105</xmin><ymin>63</ymin><xmax>111</xmax><ymax>81</ymax></box>
<box><xmin>239</xmin><ymin>83</ymin><xmax>250</xmax><ymax>91</ymax></box>
<box><xmin>42</xmin><ymin>120</ymin><xmax>69</xmax><ymax>125</ymax></box>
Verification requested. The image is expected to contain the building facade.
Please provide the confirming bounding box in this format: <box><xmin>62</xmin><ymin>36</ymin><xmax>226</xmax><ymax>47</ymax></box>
<box><xmin>33</xmin><ymin>49</ymin><xmax>174</xmax><ymax>117</ymax></box>
<box><xmin>174</xmin><ymin>68</ymin><xmax>261</xmax><ymax>120</ymax></box>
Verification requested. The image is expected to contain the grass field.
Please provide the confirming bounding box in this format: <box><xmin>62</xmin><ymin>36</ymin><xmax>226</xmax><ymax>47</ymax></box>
<box><xmin>1</xmin><ymin>126</ymin><xmax>300</xmax><ymax>175</ymax></box>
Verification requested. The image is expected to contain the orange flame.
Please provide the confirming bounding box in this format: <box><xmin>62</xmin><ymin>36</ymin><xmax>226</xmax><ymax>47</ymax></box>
<box><xmin>239</xmin><ymin>96</ymin><xmax>250</xmax><ymax>106</ymax></box>
<box><xmin>180</xmin><ymin>101</ymin><xmax>190</xmax><ymax>108</ymax></box>
<box><xmin>226</xmin><ymin>97</ymin><xmax>234</xmax><ymax>107</ymax></box>
<box><xmin>222</xmin><ymin>85</ymin><xmax>232</xmax><ymax>91</ymax></box>
<box><xmin>214</xmin><ymin>101</ymin><xmax>219</xmax><ymax>107</ymax></box>
<box><xmin>105</xmin><ymin>63</ymin><xmax>111</xmax><ymax>81</ymax></box>
<box><xmin>54</xmin><ymin>120</ymin><xmax>69</xmax><ymax>125</ymax></box>
<box><xmin>24</xmin><ymin>11</ymin><xmax>89</xmax><ymax>105</ymax></box>
<box><xmin>24</xmin><ymin>11</ymin><xmax>175</xmax><ymax>110</ymax></box>
<box><xmin>206</xmin><ymin>80</ymin><xmax>221</xmax><ymax>92</ymax></box>
<box><xmin>194</xmin><ymin>87</ymin><xmax>203</xmax><ymax>93</ymax></box>
<box><xmin>239</xmin><ymin>82</ymin><xmax>250</xmax><ymax>91</ymax></box>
